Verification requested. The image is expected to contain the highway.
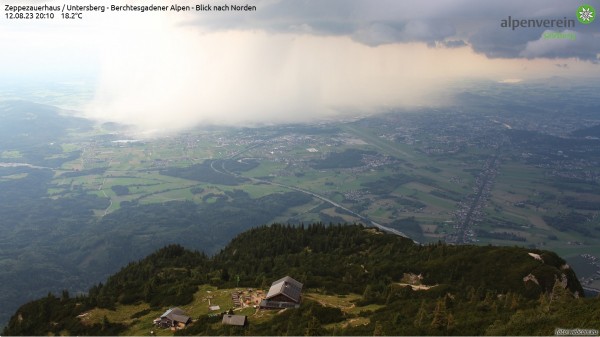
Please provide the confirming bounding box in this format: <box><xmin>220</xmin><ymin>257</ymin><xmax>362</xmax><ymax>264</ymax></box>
<box><xmin>210</xmin><ymin>157</ymin><xmax>416</xmax><ymax>242</ymax></box>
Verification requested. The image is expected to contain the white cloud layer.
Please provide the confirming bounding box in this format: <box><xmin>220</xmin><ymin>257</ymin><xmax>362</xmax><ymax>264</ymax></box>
<box><xmin>85</xmin><ymin>27</ymin><xmax>456</xmax><ymax>133</ymax></box>
<box><xmin>2</xmin><ymin>0</ymin><xmax>600</xmax><ymax>134</ymax></box>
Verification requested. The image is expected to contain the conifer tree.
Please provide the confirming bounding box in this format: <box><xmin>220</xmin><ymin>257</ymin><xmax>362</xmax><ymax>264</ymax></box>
<box><xmin>446</xmin><ymin>312</ymin><xmax>455</xmax><ymax>332</ymax></box>
<box><xmin>305</xmin><ymin>316</ymin><xmax>321</xmax><ymax>336</ymax></box>
<box><xmin>413</xmin><ymin>300</ymin><xmax>428</xmax><ymax>328</ymax></box>
<box><xmin>373</xmin><ymin>321</ymin><xmax>384</xmax><ymax>336</ymax></box>
<box><xmin>430</xmin><ymin>298</ymin><xmax>447</xmax><ymax>330</ymax></box>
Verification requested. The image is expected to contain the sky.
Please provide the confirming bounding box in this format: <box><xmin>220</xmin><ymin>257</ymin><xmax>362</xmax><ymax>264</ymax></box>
<box><xmin>1</xmin><ymin>0</ymin><xmax>600</xmax><ymax>133</ymax></box>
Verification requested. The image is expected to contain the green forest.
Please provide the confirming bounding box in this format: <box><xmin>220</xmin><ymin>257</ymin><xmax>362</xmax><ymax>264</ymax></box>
<box><xmin>4</xmin><ymin>224</ymin><xmax>599</xmax><ymax>336</ymax></box>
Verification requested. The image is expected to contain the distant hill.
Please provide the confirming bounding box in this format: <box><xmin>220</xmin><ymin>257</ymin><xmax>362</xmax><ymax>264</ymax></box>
<box><xmin>571</xmin><ymin>124</ymin><xmax>600</xmax><ymax>138</ymax></box>
<box><xmin>0</xmin><ymin>100</ymin><xmax>91</xmax><ymax>166</ymax></box>
<box><xmin>4</xmin><ymin>224</ymin><xmax>597</xmax><ymax>336</ymax></box>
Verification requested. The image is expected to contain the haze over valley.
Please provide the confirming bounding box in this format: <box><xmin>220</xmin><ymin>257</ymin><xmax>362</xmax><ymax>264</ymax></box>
<box><xmin>1</xmin><ymin>78</ymin><xmax>600</xmax><ymax>327</ymax></box>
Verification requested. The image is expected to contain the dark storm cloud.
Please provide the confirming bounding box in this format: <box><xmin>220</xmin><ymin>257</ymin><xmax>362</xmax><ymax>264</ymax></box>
<box><xmin>351</xmin><ymin>20</ymin><xmax>456</xmax><ymax>46</ymax></box>
<box><xmin>469</xmin><ymin>25</ymin><xmax>542</xmax><ymax>59</ymax></box>
<box><xmin>442</xmin><ymin>40</ymin><xmax>468</xmax><ymax>48</ymax></box>
<box><xmin>189</xmin><ymin>0</ymin><xmax>600</xmax><ymax>61</ymax></box>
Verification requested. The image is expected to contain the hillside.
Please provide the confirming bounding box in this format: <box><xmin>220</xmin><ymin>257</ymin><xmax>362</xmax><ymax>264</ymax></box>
<box><xmin>571</xmin><ymin>124</ymin><xmax>600</xmax><ymax>138</ymax></box>
<box><xmin>4</xmin><ymin>224</ymin><xmax>598</xmax><ymax>336</ymax></box>
<box><xmin>0</xmin><ymin>100</ymin><xmax>90</xmax><ymax>166</ymax></box>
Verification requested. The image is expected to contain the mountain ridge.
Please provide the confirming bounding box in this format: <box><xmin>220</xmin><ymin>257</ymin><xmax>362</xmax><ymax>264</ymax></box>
<box><xmin>5</xmin><ymin>223</ymin><xmax>597</xmax><ymax>336</ymax></box>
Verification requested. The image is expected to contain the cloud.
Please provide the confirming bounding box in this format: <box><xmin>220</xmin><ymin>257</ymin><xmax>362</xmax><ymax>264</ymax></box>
<box><xmin>185</xmin><ymin>0</ymin><xmax>600</xmax><ymax>61</ymax></box>
<box><xmin>351</xmin><ymin>21</ymin><xmax>456</xmax><ymax>46</ymax></box>
<box><xmin>77</xmin><ymin>0</ymin><xmax>600</xmax><ymax>134</ymax></box>
<box><xmin>469</xmin><ymin>25</ymin><xmax>542</xmax><ymax>59</ymax></box>
<box><xmin>6</xmin><ymin>0</ymin><xmax>600</xmax><ymax>134</ymax></box>
<box><xmin>441</xmin><ymin>40</ymin><xmax>468</xmax><ymax>48</ymax></box>
<box><xmin>85</xmin><ymin>28</ymin><xmax>463</xmax><ymax>134</ymax></box>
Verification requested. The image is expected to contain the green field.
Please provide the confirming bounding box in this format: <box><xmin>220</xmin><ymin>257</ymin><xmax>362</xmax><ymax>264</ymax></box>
<box><xmin>13</xmin><ymin>118</ymin><xmax>591</xmax><ymax>286</ymax></box>
<box><xmin>37</xmin><ymin>121</ymin><xmax>599</xmax><ymax>259</ymax></box>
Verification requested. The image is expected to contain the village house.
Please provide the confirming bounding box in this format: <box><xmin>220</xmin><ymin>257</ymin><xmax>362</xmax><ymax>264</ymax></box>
<box><xmin>222</xmin><ymin>314</ymin><xmax>247</xmax><ymax>327</ymax></box>
<box><xmin>153</xmin><ymin>307</ymin><xmax>191</xmax><ymax>328</ymax></box>
<box><xmin>259</xmin><ymin>276</ymin><xmax>303</xmax><ymax>309</ymax></box>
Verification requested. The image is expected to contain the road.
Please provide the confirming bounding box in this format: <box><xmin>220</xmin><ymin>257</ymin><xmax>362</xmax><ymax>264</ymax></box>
<box><xmin>210</xmin><ymin>157</ymin><xmax>416</xmax><ymax>242</ymax></box>
<box><xmin>448</xmin><ymin>155</ymin><xmax>498</xmax><ymax>244</ymax></box>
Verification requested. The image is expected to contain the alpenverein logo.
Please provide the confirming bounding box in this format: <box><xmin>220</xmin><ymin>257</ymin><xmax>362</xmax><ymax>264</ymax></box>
<box><xmin>577</xmin><ymin>4</ymin><xmax>595</xmax><ymax>24</ymax></box>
